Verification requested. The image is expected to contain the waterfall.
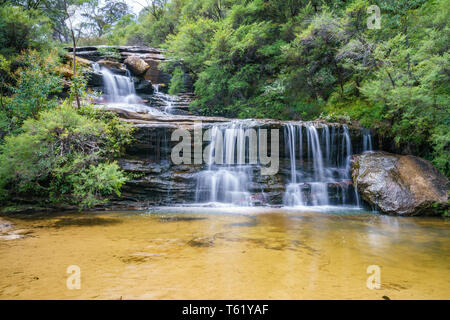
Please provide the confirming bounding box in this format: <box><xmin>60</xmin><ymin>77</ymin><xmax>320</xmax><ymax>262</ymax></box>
<box><xmin>282</xmin><ymin>123</ymin><xmax>360</xmax><ymax>208</ymax></box>
<box><xmin>93</xmin><ymin>63</ymin><xmax>140</xmax><ymax>104</ymax></box>
<box><xmin>285</xmin><ymin>124</ymin><xmax>298</xmax><ymax>184</ymax></box>
<box><xmin>192</xmin><ymin>121</ymin><xmax>364</xmax><ymax>208</ymax></box>
<box><xmin>308</xmin><ymin>126</ymin><xmax>325</xmax><ymax>181</ymax></box>
<box><xmin>92</xmin><ymin>63</ymin><xmax>165</xmax><ymax>115</ymax></box>
<box><xmin>151</xmin><ymin>84</ymin><xmax>191</xmax><ymax>114</ymax></box>
<box><xmin>322</xmin><ymin>125</ymin><xmax>330</xmax><ymax>165</ymax></box>
<box><xmin>362</xmin><ymin>129</ymin><xmax>373</xmax><ymax>152</ymax></box>
<box><xmin>195</xmin><ymin>122</ymin><xmax>258</xmax><ymax>206</ymax></box>
<box><xmin>152</xmin><ymin>84</ymin><xmax>173</xmax><ymax>113</ymax></box>
<box><xmin>342</xmin><ymin>125</ymin><xmax>352</xmax><ymax>178</ymax></box>
<box><xmin>283</xmin><ymin>124</ymin><xmax>303</xmax><ymax>206</ymax></box>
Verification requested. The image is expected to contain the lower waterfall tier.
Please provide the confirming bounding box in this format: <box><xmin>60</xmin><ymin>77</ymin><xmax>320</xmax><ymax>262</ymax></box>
<box><xmin>115</xmin><ymin>120</ymin><xmax>375</xmax><ymax>209</ymax></box>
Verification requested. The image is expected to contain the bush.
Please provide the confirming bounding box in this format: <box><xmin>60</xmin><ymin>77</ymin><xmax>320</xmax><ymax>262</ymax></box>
<box><xmin>0</xmin><ymin>103</ymin><xmax>134</xmax><ymax>209</ymax></box>
<box><xmin>0</xmin><ymin>6</ymin><xmax>54</xmax><ymax>57</ymax></box>
<box><xmin>2</xmin><ymin>50</ymin><xmax>62</xmax><ymax>137</ymax></box>
<box><xmin>97</xmin><ymin>47</ymin><xmax>121</xmax><ymax>59</ymax></box>
<box><xmin>168</xmin><ymin>67</ymin><xmax>187</xmax><ymax>95</ymax></box>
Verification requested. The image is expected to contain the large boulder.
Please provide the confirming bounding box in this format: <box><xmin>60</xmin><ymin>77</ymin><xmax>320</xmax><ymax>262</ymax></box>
<box><xmin>124</xmin><ymin>56</ymin><xmax>150</xmax><ymax>76</ymax></box>
<box><xmin>352</xmin><ymin>151</ymin><xmax>449</xmax><ymax>216</ymax></box>
<box><xmin>143</xmin><ymin>59</ymin><xmax>170</xmax><ymax>84</ymax></box>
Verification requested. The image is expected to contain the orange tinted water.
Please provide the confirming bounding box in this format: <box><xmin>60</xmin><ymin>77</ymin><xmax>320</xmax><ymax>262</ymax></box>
<box><xmin>0</xmin><ymin>209</ymin><xmax>449</xmax><ymax>299</ymax></box>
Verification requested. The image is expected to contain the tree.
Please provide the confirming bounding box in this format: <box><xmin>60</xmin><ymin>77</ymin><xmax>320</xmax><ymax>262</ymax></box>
<box><xmin>0</xmin><ymin>5</ymin><xmax>53</xmax><ymax>57</ymax></box>
<box><xmin>79</xmin><ymin>0</ymin><xmax>131</xmax><ymax>37</ymax></box>
<box><xmin>140</xmin><ymin>0</ymin><xmax>168</xmax><ymax>20</ymax></box>
<box><xmin>282</xmin><ymin>12</ymin><xmax>347</xmax><ymax>100</ymax></box>
<box><xmin>62</xmin><ymin>0</ymin><xmax>82</xmax><ymax>108</ymax></box>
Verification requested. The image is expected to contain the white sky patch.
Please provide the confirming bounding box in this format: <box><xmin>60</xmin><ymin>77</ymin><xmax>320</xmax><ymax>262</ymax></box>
<box><xmin>69</xmin><ymin>0</ymin><xmax>148</xmax><ymax>30</ymax></box>
<box><xmin>124</xmin><ymin>0</ymin><xmax>148</xmax><ymax>15</ymax></box>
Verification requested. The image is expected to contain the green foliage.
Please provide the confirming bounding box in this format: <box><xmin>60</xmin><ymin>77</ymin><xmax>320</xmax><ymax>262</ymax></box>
<box><xmin>0</xmin><ymin>5</ymin><xmax>54</xmax><ymax>57</ymax></box>
<box><xmin>104</xmin><ymin>0</ymin><xmax>180</xmax><ymax>46</ymax></box>
<box><xmin>168</xmin><ymin>66</ymin><xmax>187</xmax><ymax>95</ymax></box>
<box><xmin>70</xmin><ymin>162</ymin><xmax>127</xmax><ymax>208</ymax></box>
<box><xmin>0</xmin><ymin>103</ymin><xmax>133</xmax><ymax>209</ymax></box>
<box><xmin>2</xmin><ymin>50</ymin><xmax>62</xmax><ymax>137</ymax></box>
<box><xmin>97</xmin><ymin>47</ymin><xmax>121</xmax><ymax>59</ymax></box>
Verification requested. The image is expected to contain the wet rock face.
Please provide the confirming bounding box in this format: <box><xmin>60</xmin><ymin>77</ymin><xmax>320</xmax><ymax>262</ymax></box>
<box><xmin>87</xmin><ymin>70</ymin><xmax>103</xmax><ymax>88</ymax></box>
<box><xmin>135</xmin><ymin>79</ymin><xmax>154</xmax><ymax>95</ymax></box>
<box><xmin>97</xmin><ymin>59</ymin><xmax>125</xmax><ymax>73</ymax></box>
<box><xmin>352</xmin><ymin>152</ymin><xmax>449</xmax><ymax>216</ymax></box>
<box><xmin>115</xmin><ymin>122</ymin><xmax>367</xmax><ymax>207</ymax></box>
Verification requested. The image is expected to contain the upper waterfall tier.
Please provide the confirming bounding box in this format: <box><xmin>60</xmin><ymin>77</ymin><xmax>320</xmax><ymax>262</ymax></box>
<box><xmin>92</xmin><ymin>63</ymin><xmax>140</xmax><ymax>104</ymax></box>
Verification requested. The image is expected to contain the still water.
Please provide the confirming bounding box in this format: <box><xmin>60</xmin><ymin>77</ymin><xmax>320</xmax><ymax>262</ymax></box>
<box><xmin>0</xmin><ymin>208</ymin><xmax>449</xmax><ymax>299</ymax></box>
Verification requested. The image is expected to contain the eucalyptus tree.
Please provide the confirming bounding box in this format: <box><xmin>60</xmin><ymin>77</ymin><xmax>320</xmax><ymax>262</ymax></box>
<box><xmin>78</xmin><ymin>0</ymin><xmax>131</xmax><ymax>37</ymax></box>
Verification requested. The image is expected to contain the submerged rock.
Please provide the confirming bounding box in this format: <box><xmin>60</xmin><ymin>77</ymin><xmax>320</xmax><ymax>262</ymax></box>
<box><xmin>352</xmin><ymin>152</ymin><xmax>449</xmax><ymax>216</ymax></box>
<box><xmin>187</xmin><ymin>236</ymin><xmax>215</xmax><ymax>247</ymax></box>
<box><xmin>0</xmin><ymin>219</ymin><xmax>13</xmax><ymax>233</ymax></box>
<box><xmin>0</xmin><ymin>219</ymin><xmax>28</xmax><ymax>240</ymax></box>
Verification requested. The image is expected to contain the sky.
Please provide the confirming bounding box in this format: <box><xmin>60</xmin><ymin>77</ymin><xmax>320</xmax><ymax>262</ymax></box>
<box><xmin>123</xmin><ymin>0</ymin><xmax>147</xmax><ymax>15</ymax></box>
<box><xmin>72</xmin><ymin>0</ymin><xmax>147</xmax><ymax>26</ymax></box>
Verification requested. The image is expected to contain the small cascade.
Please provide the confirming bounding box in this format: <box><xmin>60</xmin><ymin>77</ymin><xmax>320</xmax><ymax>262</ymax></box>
<box><xmin>152</xmin><ymin>84</ymin><xmax>174</xmax><ymax>113</ymax></box>
<box><xmin>150</xmin><ymin>84</ymin><xmax>193</xmax><ymax>115</ymax></box>
<box><xmin>283</xmin><ymin>123</ymin><xmax>360</xmax><ymax>208</ymax></box>
<box><xmin>195</xmin><ymin>122</ymin><xmax>257</xmax><ymax>206</ymax></box>
<box><xmin>92</xmin><ymin>63</ymin><xmax>140</xmax><ymax>104</ymax></box>
<box><xmin>92</xmin><ymin>63</ymin><xmax>165</xmax><ymax>115</ymax></box>
<box><xmin>362</xmin><ymin>128</ymin><xmax>373</xmax><ymax>152</ymax></box>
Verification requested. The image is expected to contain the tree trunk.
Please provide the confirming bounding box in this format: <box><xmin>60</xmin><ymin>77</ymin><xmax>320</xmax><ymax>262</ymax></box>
<box><xmin>71</xmin><ymin>29</ymin><xmax>81</xmax><ymax>108</ymax></box>
<box><xmin>64</xmin><ymin>0</ymin><xmax>81</xmax><ymax>109</ymax></box>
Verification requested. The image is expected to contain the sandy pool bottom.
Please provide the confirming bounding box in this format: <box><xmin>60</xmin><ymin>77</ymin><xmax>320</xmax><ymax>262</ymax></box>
<box><xmin>0</xmin><ymin>209</ymin><xmax>449</xmax><ymax>299</ymax></box>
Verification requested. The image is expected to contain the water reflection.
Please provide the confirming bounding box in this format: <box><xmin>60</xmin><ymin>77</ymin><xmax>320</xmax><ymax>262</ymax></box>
<box><xmin>0</xmin><ymin>209</ymin><xmax>448</xmax><ymax>299</ymax></box>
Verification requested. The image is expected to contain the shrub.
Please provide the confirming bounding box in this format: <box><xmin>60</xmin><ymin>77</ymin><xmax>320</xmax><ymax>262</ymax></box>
<box><xmin>168</xmin><ymin>67</ymin><xmax>187</xmax><ymax>95</ymax></box>
<box><xmin>0</xmin><ymin>103</ymin><xmax>134</xmax><ymax>209</ymax></box>
<box><xmin>0</xmin><ymin>6</ymin><xmax>53</xmax><ymax>57</ymax></box>
<box><xmin>3</xmin><ymin>50</ymin><xmax>62</xmax><ymax>137</ymax></box>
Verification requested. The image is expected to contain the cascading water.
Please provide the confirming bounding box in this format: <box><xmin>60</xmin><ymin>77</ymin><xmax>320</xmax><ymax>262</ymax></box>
<box><xmin>92</xmin><ymin>63</ymin><xmax>140</xmax><ymax>104</ymax></box>
<box><xmin>362</xmin><ymin>129</ymin><xmax>373</xmax><ymax>152</ymax></box>
<box><xmin>195</xmin><ymin>122</ymin><xmax>258</xmax><ymax>206</ymax></box>
<box><xmin>283</xmin><ymin>123</ymin><xmax>360</xmax><ymax>208</ymax></box>
<box><xmin>150</xmin><ymin>84</ymin><xmax>193</xmax><ymax>115</ymax></box>
<box><xmin>152</xmin><ymin>84</ymin><xmax>174</xmax><ymax>113</ymax></box>
<box><xmin>92</xmin><ymin>63</ymin><xmax>165</xmax><ymax>115</ymax></box>
<box><xmin>192</xmin><ymin>121</ymin><xmax>366</xmax><ymax>208</ymax></box>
